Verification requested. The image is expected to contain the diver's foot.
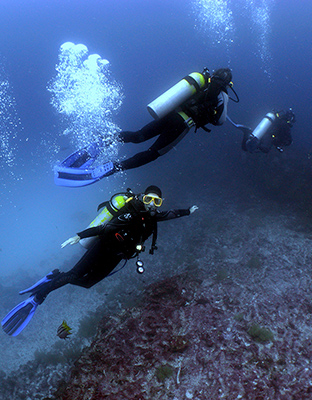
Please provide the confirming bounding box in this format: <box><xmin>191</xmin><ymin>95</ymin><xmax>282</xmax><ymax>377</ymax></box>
<box><xmin>91</xmin><ymin>162</ymin><xmax>116</xmax><ymax>179</ymax></box>
<box><xmin>19</xmin><ymin>269</ymin><xmax>61</xmax><ymax>296</ymax></box>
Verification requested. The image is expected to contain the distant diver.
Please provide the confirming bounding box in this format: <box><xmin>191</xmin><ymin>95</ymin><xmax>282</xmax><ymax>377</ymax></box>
<box><xmin>54</xmin><ymin>67</ymin><xmax>239</xmax><ymax>187</ymax></box>
<box><xmin>1</xmin><ymin>186</ymin><xmax>198</xmax><ymax>336</ymax></box>
<box><xmin>227</xmin><ymin>108</ymin><xmax>296</xmax><ymax>153</ymax></box>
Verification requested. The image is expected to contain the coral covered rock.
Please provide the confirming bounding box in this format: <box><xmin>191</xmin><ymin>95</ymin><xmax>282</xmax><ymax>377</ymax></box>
<box><xmin>54</xmin><ymin>269</ymin><xmax>312</xmax><ymax>400</ymax></box>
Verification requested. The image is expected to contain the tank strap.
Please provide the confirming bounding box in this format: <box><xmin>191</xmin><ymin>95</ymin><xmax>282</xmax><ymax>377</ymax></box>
<box><xmin>97</xmin><ymin>200</ymin><xmax>109</xmax><ymax>212</ymax></box>
<box><xmin>265</xmin><ymin>115</ymin><xmax>275</xmax><ymax>123</ymax></box>
<box><xmin>183</xmin><ymin>75</ymin><xmax>201</xmax><ymax>92</ymax></box>
<box><xmin>178</xmin><ymin>111</ymin><xmax>195</xmax><ymax>128</ymax></box>
<box><xmin>106</xmin><ymin>201</ymin><xmax>119</xmax><ymax>216</ymax></box>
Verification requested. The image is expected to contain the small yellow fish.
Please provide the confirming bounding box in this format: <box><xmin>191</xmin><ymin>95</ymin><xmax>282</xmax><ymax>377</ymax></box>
<box><xmin>57</xmin><ymin>320</ymin><xmax>72</xmax><ymax>339</ymax></box>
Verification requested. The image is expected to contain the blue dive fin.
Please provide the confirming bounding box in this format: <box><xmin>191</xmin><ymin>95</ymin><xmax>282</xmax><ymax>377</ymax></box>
<box><xmin>54</xmin><ymin>161</ymin><xmax>115</xmax><ymax>187</ymax></box>
<box><xmin>226</xmin><ymin>115</ymin><xmax>252</xmax><ymax>136</ymax></box>
<box><xmin>54</xmin><ymin>142</ymin><xmax>115</xmax><ymax>187</ymax></box>
<box><xmin>19</xmin><ymin>270</ymin><xmax>57</xmax><ymax>295</ymax></box>
<box><xmin>1</xmin><ymin>295</ymin><xmax>39</xmax><ymax>336</ymax></box>
<box><xmin>61</xmin><ymin>142</ymin><xmax>101</xmax><ymax>169</ymax></box>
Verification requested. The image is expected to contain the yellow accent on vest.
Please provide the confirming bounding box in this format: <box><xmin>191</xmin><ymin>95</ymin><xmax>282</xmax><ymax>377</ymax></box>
<box><xmin>178</xmin><ymin>111</ymin><xmax>190</xmax><ymax>121</ymax></box>
<box><xmin>178</xmin><ymin>111</ymin><xmax>195</xmax><ymax>128</ymax></box>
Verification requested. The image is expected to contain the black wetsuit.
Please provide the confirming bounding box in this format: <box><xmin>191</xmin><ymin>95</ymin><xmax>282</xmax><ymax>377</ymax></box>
<box><xmin>117</xmin><ymin>112</ymin><xmax>187</xmax><ymax>170</ymax></box>
<box><xmin>35</xmin><ymin>199</ymin><xmax>190</xmax><ymax>302</ymax></box>
<box><xmin>116</xmin><ymin>85</ymin><xmax>229</xmax><ymax>171</ymax></box>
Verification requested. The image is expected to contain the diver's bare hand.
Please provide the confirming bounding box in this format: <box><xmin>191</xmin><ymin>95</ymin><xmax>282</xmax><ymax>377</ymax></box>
<box><xmin>189</xmin><ymin>205</ymin><xmax>199</xmax><ymax>214</ymax></box>
<box><xmin>61</xmin><ymin>235</ymin><xmax>80</xmax><ymax>248</ymax></box>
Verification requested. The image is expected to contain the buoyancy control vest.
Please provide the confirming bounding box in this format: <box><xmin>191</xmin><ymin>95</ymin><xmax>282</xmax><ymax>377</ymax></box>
<box><xmin>80</xmin><ymin>189</ymin><xmax>159</xmax><ymax>255</ymax></box>
<box><xmin>80</xmin><ymin>190</ymin><xmax>135</xmax><ymax>249</ymax></box>
<box><xmin>180</xmin><ymin>78</ymin><xmax>228</xmax><ymax>130</ymax></box>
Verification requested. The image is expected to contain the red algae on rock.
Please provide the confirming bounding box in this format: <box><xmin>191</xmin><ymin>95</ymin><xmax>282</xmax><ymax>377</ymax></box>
<box><xmin>55</xmin><ymin>270</ymin><xmax>312</xmax><ymax>400</ymax></box>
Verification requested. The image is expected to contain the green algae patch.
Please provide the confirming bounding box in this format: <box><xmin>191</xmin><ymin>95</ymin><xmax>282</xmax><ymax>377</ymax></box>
<box><xmin>155</xmin><ymin>364</ymin><xmax>174</xmax><ymax>382</ymax></box>
<box><xmin>248</xmin><ymin>323</ymin><xmax>274</xmax><ymax>343</ymax></box>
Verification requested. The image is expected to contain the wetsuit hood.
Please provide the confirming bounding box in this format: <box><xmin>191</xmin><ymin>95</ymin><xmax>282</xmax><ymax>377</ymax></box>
<box><xmin>144</xmin><ymin>185</ymin><xmax>162</xmax><ymax>198</ymax></box>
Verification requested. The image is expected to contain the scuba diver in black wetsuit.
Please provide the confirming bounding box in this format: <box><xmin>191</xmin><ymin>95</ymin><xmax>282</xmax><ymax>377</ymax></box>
<box><xmin>228</xmin><ymin>108</ymin><xmax>296</xmax><ymax>154</ymax></box>
<box><xmin>2</xmin><ymin>186</ymin><xmax>198</xmax><ymax>336</ymax></box>
<box><xmin>54</xmin><ymin>68</ymin><xmax>239</xmax><ymax>187</ymax></box>
<box><xmin>115</xmin><ymin>68</ymin><xmax>234</xmax><ymax>171</ymax></box>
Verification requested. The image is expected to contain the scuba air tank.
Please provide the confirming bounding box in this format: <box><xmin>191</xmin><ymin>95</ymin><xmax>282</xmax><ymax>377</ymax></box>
<box><xmin>147</xmin><ymin>72</ymin><xmax>206</xmax><ymax>120</ymax></box>
<box><xmin>252</xmin><ymin>112</ymin><xmax>276</xmax><ymax>141</ymax></box>
<box><xmin>80</xmin><ymin>192</ymin><xmax>132</xmax><ymax>249</ymax></box>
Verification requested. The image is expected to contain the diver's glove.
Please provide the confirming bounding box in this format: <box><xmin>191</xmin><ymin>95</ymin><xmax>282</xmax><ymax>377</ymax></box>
<box><xmin>61</xmin><ymin>235</ymin><xmax>81</xmax><ymax>248</ymax></box>
<box><xmin>189</xmin><ymin>205</ymin><xmax>199</xmax><ymax>214</ymax></box>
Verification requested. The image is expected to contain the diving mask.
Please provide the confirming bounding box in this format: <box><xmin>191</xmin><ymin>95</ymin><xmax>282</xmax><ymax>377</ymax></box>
<box><xmin>143</xmin><ymin>194</ymin><xmax>163</xmax><ymax>207</ymax></box>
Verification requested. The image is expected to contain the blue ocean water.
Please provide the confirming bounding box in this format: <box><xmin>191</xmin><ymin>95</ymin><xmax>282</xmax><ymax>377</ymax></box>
<box><xmin>0</xmin><ymin>0</ymin><xmax>312</xmax><ymax>386</ymax></box>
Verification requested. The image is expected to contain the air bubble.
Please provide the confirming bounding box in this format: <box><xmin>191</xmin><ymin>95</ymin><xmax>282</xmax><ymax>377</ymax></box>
<box><xmin>48</xmin><ymin>42</ymin><xmax>124</xmax><ymax>162</ymax></box>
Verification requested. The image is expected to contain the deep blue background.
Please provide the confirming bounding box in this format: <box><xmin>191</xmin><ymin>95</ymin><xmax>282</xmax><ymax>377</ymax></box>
<box><xmin>0</xmin><ymin>0</ymin><xmax>311</xmax><ymax>278</ymax></box>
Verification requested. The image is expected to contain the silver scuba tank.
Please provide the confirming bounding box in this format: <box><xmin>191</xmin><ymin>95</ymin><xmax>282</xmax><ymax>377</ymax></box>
<box><xmin>252</xmin><ymin>112</ymin><xmax>276</xmax><ymax>141</ymax></box>
<box><xmin>147</xmin><ymin>72</ymin><xmax>206</xmax><ymax>120</ymax></box>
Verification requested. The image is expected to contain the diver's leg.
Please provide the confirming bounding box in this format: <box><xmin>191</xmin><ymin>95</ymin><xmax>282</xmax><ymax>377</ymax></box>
<box><xmin>66</xmin><ymin>248</ymin><xmax>124</xmax><ymax>288</ymax></box>
<box><xmin>2</xmin><ymin>242</ymin><xmax>121</xmax><ymax>336</ymax></box>
<box><xmin>34</xmin><ymin>240</ymin><xmax>123</xmax><ymax>303</ymax></box>
<box><xmin>116</xmin><ymin>112</ymin><xmax>187</xmax><ymax>170</ymax></box>
<box><xmin>117</xmin><ymin>148</ymin><xmax>160</xmax><ymax>170</ymax></box>
<box><xmin>119</xmin><ymin>119</ymin><xmax>163</xmax><ymax>143</ymax></box>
